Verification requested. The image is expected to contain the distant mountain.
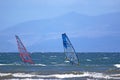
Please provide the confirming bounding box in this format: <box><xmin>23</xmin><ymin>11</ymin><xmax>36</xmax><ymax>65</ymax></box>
<box><xmin>0</xmin><ymin>12</ymin><xmax>120</xmax><ymax>52</ymax></box>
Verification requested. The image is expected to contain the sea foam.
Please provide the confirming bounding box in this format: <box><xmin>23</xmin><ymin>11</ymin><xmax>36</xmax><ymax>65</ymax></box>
<box><xmin>114</xmin><ymin>64</ymin><xmax>120</xmax><ymax>68</ymax></box>
<box><xmin>0</xmin><ymin>63</ymin><xmax>21</xmax><ymax>66</ymax></box>
<box><xmin>1</xmin><ymin>72</ymin><xmax>120</xmax><ymax>79</ymax></box>
<box><xmin>33</xmin><ymin>64</ymin><xmax>46</xmax><ymax>66</ymax></box>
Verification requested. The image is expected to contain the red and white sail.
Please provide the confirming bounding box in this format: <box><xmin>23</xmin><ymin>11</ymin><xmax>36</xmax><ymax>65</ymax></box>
<box><xmin>15</xmin><ymin>35</ymin><xmax>34</xmax><ymax>64</ymax></box>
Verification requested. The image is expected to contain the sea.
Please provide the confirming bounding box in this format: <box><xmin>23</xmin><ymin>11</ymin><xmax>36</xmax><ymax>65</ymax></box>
<box><xmin>0</xmin><ymin>52</ymin><xmax>120</xmax><ymax>80</ymax></box>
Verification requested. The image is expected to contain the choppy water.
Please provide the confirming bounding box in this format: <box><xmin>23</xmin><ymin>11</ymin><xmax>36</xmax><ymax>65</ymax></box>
<box><xmin>0</xmin><ymin>52</ymin><xmax>120</xmax><ymax>80</ymax></box>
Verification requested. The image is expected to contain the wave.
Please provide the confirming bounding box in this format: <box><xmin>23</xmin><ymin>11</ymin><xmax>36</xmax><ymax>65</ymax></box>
<box><xmin>0</xmin><ymin>73</ymin><xmax>11</xmax><ymax>77</ymax></box>
<box><xmin>0</xmin><ymin>72</ymin><xmax>120</xmax><ymax>79</ymax></box>
<box><xmin>114</xmin><ymin>64</ymin><xmax>120</xmax><ymax>68</ymax></box>
<box><xmin>64</xmin><ymin>61</ymin><xmax>70</xmax><ymax>63</ymax></box>
<box><xmin>33</xmin><ymin>64</ymin><xmax>46</xmax><ymax>66</ymax></box>
<box><xmin>0</xmin><ymin>63</ymin><xmax>46</xmax><ymax>66</ymax></box>
<box><xmin>86</xmin><ymin>59</ymin><xmax>92</xmax><ymax>62</ymax></box>
<box><xmin>0</xmin><ymin>63</ymin><xmax>21</xmax><ymax>66</ymax></box>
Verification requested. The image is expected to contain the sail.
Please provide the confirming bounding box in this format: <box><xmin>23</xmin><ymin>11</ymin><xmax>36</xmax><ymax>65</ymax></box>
<box><xmin>62</xmin><ymin>33</ymin><xmax>79</xmax><ymax>65</ymax></box>
<box><xmin>15</xmin><ymin>35</ymin><xmax>34</xmax><ymax>64</ymax></box>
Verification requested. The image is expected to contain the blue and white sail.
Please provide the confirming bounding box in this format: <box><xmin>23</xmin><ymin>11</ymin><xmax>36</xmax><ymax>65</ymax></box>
<box><xmin>62</xmin><ymin>33</ymin><xmax>79</xmax><ymax>65</ymax></box>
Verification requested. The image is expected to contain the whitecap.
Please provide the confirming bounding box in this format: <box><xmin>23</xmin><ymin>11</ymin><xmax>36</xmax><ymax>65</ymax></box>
<box><xmin>110</xmin><ymin>74</ymin><xmax>120</xmax><ymax>79</ymax></box>
<box><xmin>0</xmin><ymin>63</ymin><xmax>21</xmax><ymax>66</ymax></box>
<box><xmin>0</xmin><ymin>72</ymin><xmax>120</xmax><ymax>79</ymax></box>
<box><xmin>83</xmin><ymin>72</ymin><xmax>110</xmax><ymax>79</ymax></box>
<box><xmin>84</xmin><ymin>72</ymin><xmax>120</xmax><ymax>79</ymax></box>
<box><xmin>110</xmin><ymin>74</ymin><xmax>120</xmax><ymax>77</ymax></box>
<box><xmin>11</xmin><ymin>73</ymin><xmax>83</xmax><ymax>78</ymax></box>
<box><xmin>33</xmin><ymin>64</ymin><xmax>46</xmax><ymax>66</ymax></box>
<box><xmin>12</xmin><ymin>73</ymin><xmax>35</xmax><ymax>77</ymax></box>
<box><xmin>0</xmin><ymin>73</ymin><xmax>11</xmax><ymax>77</ymax></box>
<box><xmin>0</xmin><ymin>64</ymin><xmax>15</xmax><ymax>66</ymax></box>
<box><xmin>0</xmin><ymin>64</ymin><xmax>12</xmax><ymax>66</ymax></box>
<box><xmin>64</xmin><ymin>61</ymin><xmax>70</xmax><ymax>63</ymax></box>
<box><xmin>11</xmin><ymin>72</ymin><xmax>111</xmax><ymax>79</ymax></box>
<box><xmin>114</xmin><ymin>64</ymin><xmax>120</xmax><ymax>68</ymax></box>
<box><xmin>86</xmin><ymin>59</ymin><xmax>92</xmax><ymax>61</ymax></box>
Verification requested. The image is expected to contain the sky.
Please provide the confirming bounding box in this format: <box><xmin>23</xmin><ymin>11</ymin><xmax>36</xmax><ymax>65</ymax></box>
<box><xmin>0</xmin><ymin>0</ymin><xmax>120</xmax><ymax>52</ymax></box>
<box><xmin>0</xmin><ymin>0</ymin><xmax>120</xmax><ymax>30</ymax></box>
